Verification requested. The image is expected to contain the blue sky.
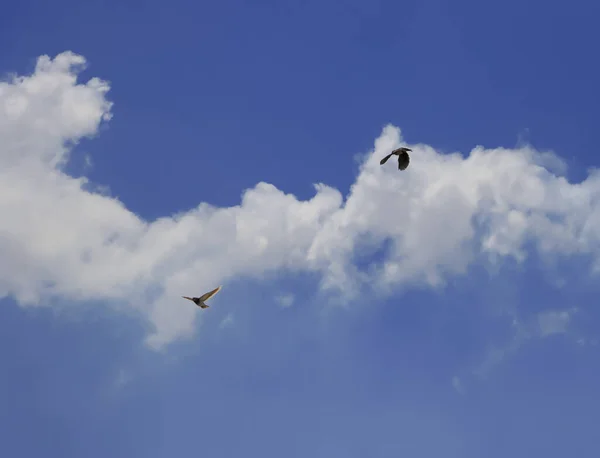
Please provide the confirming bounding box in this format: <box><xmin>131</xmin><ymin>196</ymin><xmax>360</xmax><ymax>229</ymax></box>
<box><xmin>2</xmin><ymin>0</ymin><xmax>600</xmax><ymax>456</ymax></box>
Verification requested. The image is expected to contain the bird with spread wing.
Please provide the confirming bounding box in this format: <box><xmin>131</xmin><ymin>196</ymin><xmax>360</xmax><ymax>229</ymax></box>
<box><xmin>182</xmin><ymin>286</ymin><xmax>222</xmax><ymax>309</ymax></box>
<box><xmin>380</xmin><ymin>147</ymin><xmax>412</xmax><ymax>170</ymax></box>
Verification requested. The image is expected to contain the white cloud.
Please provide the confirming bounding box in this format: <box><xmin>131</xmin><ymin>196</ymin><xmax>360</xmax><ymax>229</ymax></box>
<box><xmin>219</xmin><ymin>312</ymin><xmax>235</xmax><ymax>330</ymax></box>
<box><xmin>276</xmin><ymin>293</ymin><xmax>295</xmax><ymax>308</ymax></box>
<box><xmin>114</xmin><ymin>368</ymin><xmax>132</xmax><ymax>389</ymax></box>
<box><xmin>2</xmin><ymin>51</ymin><xmax>600</xmax><ymax>350</ymax></box>
<box><xmin>537</xmin><ymin>308</ymin><xmax>575</xmax><ymax>337</ymax></box>
<box><xmin>469</xmin><ymin>307</ymin><xmax>579</xmax><ymax>381</ymax></box>
<box><xmin>83</xmin><ymin>153</ymin><xmax>93</xmax><ymax>171</ymax></box>
<box><xmin>451</xmin><ymin>376</ymin><xmax>465</xmax><ymax>395</ymax></box>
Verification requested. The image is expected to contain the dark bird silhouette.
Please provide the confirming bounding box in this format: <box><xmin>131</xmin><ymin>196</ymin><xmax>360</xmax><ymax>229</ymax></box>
<box><xmin>182</xmin><ymin>286</ymin><xmax>222</xmax><ymax>309</ymax></box>
<box><xmin>380</xmin><ymin>147</ymin><xmax>412</xmax><ymax>170</ymax></box>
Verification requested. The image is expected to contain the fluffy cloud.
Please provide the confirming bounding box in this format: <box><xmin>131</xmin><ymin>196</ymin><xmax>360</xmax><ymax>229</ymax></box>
<box><xmin>2</xmin><ymin>52</ymin><xmax>600</xmax><ymax>349</ymax></box>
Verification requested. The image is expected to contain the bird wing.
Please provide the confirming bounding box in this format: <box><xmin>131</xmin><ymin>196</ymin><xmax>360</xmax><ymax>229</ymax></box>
<box><xmin>397</xmin><ymin>152</ymin><xmax>410</xmax><ymax>170</ymax></box>
<box><xmin>393</xmin><ymin>147</ymin><xmax>412</xmax><ymax>154</ymax></box>
<box><xmin>182</xmin><ymin>296</ymin><xmax>196</xmax><ymax>302</ymax></box>
<box><xmin>380</xmin><ymin>153</ymin><xmax>393</xmax><ymax>165</ymax></box>
<box><xmin>198</xmin><ymin>285</ymin><xmax>222</xmax><ymax>303</ymax></box>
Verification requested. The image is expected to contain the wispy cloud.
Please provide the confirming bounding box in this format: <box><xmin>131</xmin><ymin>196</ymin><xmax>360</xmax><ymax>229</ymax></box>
<box><xmin>275</xmin><ymin>293</ymin><xmax>295</xmax><ymax>308</ymax></box>
<box><xmin>219</xmin><ymin>312</ymin><xmax>235</xmax><ymax>330</ymax></box>
<box><xmin>453</xmin><ymin>306</ymin><xmax>582</xmax><ymax>393</ymax></box>
<box><xmin>452</xmin><ymin>376</ymin><xmax>465</xmax><ymax>395</ymax></box>
<box><xmin>2</xmin><ymin>52</ymin><xmax>600</xmax><ymax>351</ymax></box>
<box><xmin>114</xmin><ymin>368</ymin><xmax>132</xmax><ymax>389</ymax></box>
<box><xmin>538</xmin><ymin>308</ymin><xmax>574</xmax><ymax>337</ymax></box>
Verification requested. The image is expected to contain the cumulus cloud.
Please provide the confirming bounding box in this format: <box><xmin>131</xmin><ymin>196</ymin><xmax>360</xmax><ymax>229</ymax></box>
<box><xmin>2</xmin><ymin>52</ymin><xmax>600</xmax><ymax>349</ymax></box>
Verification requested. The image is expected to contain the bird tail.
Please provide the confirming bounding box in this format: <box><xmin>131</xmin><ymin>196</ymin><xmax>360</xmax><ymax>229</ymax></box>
<box><xmin>380</xmin><ymin>153</ymin><xmax>393</xmax><ymax>165</ymax></box>
<box><xmin>199</xmin><ymin>303</ymin><xmax>210</xmax><ymax>309</ymax></box>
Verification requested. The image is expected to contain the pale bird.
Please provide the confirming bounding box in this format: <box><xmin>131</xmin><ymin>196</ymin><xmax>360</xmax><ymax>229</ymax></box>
<box><xmin>379</xmin><ymin>147</ymin><xmax>413</xmax><ymax>170</ymax></box>
<box><xmin>182</xmin><ymin>286</ymin><xmax>222</xmax><ymax>309</ymax></box>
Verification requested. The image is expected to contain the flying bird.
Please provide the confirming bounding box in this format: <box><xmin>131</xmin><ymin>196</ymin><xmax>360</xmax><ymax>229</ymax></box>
<box><xmin>379</xmin><ymin>147</ymin><xmax>413</xmax><ymax>170</ymax></box>
<box><xmin>182</xmin><ymin>286</ymin><xmax>222</xmax><ymax>309</ymax></box>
